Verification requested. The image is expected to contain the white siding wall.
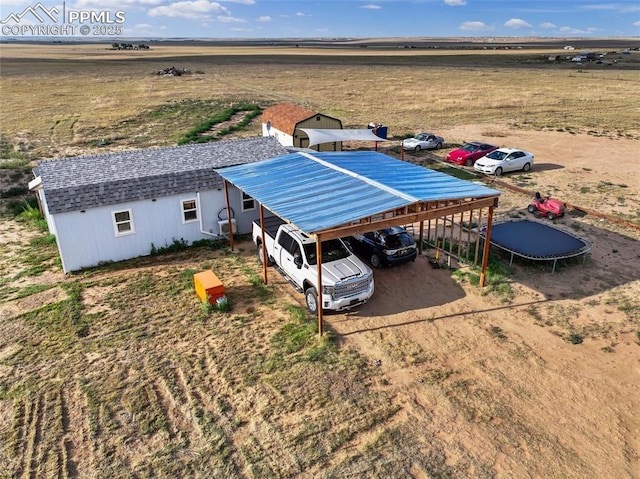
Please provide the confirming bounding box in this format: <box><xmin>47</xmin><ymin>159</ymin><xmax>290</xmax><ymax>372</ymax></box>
<box><xmin>261</xmin><ymin>124</ymin><xmax>293</xmax><ymax>147</ymax></box>
<box><xmin>37</xmin><ymin>189</ymin><xmax>57</xmax><ymax>236</ymax></box>
<box><xmin>51</xmin><ymin>186</ymin><xmax>258</xmax><ymax>272</ymax></box>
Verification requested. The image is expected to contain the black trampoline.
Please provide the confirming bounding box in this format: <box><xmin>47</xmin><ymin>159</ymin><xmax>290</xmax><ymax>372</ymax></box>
<box><xmin>480</xmin><ymin>219</ymin><xmax>592</xmax><ymax>272</ymax></box>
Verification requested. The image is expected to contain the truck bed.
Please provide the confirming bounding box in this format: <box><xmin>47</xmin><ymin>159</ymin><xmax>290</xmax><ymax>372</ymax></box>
<box><xmin>254</xmin><ymin>215</ymin><xmax>286</xmax><ymax>240</ymax></box>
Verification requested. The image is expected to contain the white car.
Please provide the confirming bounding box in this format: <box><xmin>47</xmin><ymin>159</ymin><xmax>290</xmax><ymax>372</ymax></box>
<box><xmin>473</xmin><ymin>147</ymin><xmax>534</xmax><ymax>176</ymax></box>
<box><xmin>402</xmin><ymin>132</ymin><xmax>444</xmax><ymax>151</ymax></box>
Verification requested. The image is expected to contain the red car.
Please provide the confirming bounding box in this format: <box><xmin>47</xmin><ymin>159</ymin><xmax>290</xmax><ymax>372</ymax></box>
<box><xmin>446</xmin><ymin>141</ymin><xmax>498</xmax><ymax>167</ymax></box>
<box><xmin>528</xmin><ymin>192</ymin><xmax>566</xmax><ymax>220</ymax></box>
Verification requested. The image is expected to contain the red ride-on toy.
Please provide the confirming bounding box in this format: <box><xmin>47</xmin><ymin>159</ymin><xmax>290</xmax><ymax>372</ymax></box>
<box><xmin>528</xmin><ymin>192</ymin><xmax>566</xmax><ymax>220</ymax></box>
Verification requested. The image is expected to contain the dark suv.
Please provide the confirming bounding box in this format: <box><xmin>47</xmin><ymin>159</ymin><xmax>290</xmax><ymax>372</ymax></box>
<box><xmin>348</xmin><ymin>227</ymin><xmax>417</xmax><ymax>268</ymax></box>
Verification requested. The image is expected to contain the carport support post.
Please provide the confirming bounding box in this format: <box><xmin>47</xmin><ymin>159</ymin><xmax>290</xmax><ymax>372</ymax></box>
<box><xmin>259</xmin><ymin>205</ymin><xmax>268</xmax><ymax>285</ymax></box>
<box><xmin>316</xmin><ymin>235</ymin><xmax>324</xmax><ymax>337</ymax></box>
<box><xmin>480</xmin><ymin>206</ymin><xmax>494</xmax><ymax>287</ymax></box>
<box><xmin>223</xmin><ymin>180</ymin><xmax>234</xmax><ymax>252</ymax></box>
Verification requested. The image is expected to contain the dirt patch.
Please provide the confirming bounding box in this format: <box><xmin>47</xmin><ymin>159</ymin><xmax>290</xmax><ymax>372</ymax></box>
<box><xmin>0</xmin><ymin>286</ymin><xmax>67</xmax><ymax>321</ymax></box>
<box><xmin>203</xmin><ymin>111</ymin><xmax>250</xmax><ymax>137</ymax></box>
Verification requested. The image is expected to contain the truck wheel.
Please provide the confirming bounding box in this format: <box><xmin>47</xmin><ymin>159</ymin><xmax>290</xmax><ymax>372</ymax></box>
<box><xmin>305</xmin><ymin>287</ymin><xmax>319</xmax><ymax>314</ymax></box>
<box><xmin>370</xmin><ymin>254</ymin><xmax>383</xmax><ymax>268</ymax></box>
<box><xmin>256</xmin><ymin>243</ymin><xmax>273</xmax><ymax>266</ymax></box>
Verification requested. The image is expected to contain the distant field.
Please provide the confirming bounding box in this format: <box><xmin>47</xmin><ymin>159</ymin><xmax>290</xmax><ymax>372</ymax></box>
<box><xmin>1</xmin><ymin>42</ymin><xmax>639</xmax><ymax>159</ymax></box>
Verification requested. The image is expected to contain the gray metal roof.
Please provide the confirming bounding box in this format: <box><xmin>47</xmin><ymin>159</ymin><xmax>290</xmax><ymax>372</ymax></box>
<box><xmin>37</xmin><ymin>136</ymin><xmax>288</xmax><ymax>214</ymax></box>
<box><xmin>216</xmin><ymin>150</ymin><xmax>501</xmax><ymax>234</ymax></box>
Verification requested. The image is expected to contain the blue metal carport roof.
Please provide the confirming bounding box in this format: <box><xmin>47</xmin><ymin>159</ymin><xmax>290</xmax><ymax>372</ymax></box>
<box><xmin>215</xmin><ymin>150</ymin><xmax>501</xmax><ymax>234</ymax></box>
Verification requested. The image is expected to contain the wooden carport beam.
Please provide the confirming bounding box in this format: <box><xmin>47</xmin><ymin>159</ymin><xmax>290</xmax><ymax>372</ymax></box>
<box><xmin>315</xmin><ymin>196</ymin><xmax>499</xmax><ymax>241</ymax></box>
<box><xmin>480</xmin><ymin>206</ymin><xmax>495</xmax><ymax>287</ymax></box>
<box><xmin>259</xmin><ymin>204</ymin><xmax>268</xmax><ymax>285</ymax></box>
<box><xmin>315</xmin><ymin>234</ymin><xmax>324</xmax><ymax>336</ymax></box>
<box><xmin>223</xmin><ymin>179</ymin><xmax>235</xmax><ymax>251</ymax></box>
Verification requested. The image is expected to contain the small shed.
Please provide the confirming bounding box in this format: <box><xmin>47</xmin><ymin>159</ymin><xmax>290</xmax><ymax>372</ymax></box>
<box><xmin>261</xmin><ymin>103</ymin><xmax>343</xmax><ymax>151</ymax></box>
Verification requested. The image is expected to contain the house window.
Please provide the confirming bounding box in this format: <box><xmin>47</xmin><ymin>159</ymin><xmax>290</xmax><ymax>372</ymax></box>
<box><xmin>182</xmin><ymin>199</ymin><xmax>198</xmax><ymax>223</ymax></box>
<box><xmin>241</xmin><ymin>192</ymin><xmax>255</xmax><ymax>212</ymax></box>
<box><xmin>113</xmin><ymin>209</ymin><xmax>134</xmax><ymax>236</ymax></box>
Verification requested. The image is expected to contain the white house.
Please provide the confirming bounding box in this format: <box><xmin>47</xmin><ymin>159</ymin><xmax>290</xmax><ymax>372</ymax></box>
<box><xmin>29</xmin><ymin>136</ymin><xmax>288</xmax><ymax>273</ymax></box>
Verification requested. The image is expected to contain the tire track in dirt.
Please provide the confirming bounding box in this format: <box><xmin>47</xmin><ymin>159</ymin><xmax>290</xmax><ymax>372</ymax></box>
<box><xmin>59</xmin><ymin>386</ymin><xmax>77</xmax><ymax>478</ymax></box>
<box><xmin>21</xmin><ymin>393</ymin><xmax>43</xmax><ymax>479</ymax></box>
<box><xmin>10</xmin><ymin>399</ymin><xmax>26</xmax><ymax>477</ymax></box>
<box><xmin>60</xmin><ymin>383</ymin><xmax>95</xmax><ymax>477</ymax></box>
<box><xmin>201</xmin><ymin>337</ymin><xmax>297</xmax><ymax>473</ymax></box>
<box><xmin>250</xmin><ymin>420</ymin><xmax>303</xmax><ymax>477</ymax></box>
<box><xmin>151</xmin><ymin>376</ymin><xmax>193</xmax><ymax>441</ymax></box>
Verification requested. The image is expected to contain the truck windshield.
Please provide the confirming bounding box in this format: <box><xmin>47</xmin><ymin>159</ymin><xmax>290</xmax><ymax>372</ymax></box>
<box><xmin>303</xmin><ymin>239</ymin><xmax>351</xmax><ymax>265</ymax></box>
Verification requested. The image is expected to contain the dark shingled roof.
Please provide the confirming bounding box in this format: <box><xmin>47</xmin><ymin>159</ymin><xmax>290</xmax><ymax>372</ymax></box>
<box><xmin>37</xmin><ymin>136</ymin><xmax>288</xmax><ymax>214</ymax></box>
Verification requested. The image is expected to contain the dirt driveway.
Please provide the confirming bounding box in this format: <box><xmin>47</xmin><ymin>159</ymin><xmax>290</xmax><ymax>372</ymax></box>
<box><xmin>330</xmin><ymin>125</ymin><xmax>640</xmax><ymax>477</ymax></box>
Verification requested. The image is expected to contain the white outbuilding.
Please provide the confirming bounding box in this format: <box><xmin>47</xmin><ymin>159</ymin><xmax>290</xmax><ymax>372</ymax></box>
<box><xmin>29</xmin><ymin>136</ymin><xmax>288</xmax><ymax>272</ymax></box>
<box><xmin>261</xmin><ymin>103</ymin><xmax>344</xmax><ymax>151</ymax></box>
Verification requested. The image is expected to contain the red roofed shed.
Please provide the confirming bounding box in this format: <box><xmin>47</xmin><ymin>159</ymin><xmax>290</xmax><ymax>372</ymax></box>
<box><xmin>261</xmin><ymin>103</ymin><xmax>343</xmax><ymax>151</ymax></box>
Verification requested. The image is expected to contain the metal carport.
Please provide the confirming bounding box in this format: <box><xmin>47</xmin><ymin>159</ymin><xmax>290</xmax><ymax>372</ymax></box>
<box><xmin>215</xmin><ymin>150</ymin><xmax>501</xmax><ymax>335</ymax></box>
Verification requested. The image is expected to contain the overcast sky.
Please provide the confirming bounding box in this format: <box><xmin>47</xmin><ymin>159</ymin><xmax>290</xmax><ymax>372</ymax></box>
<box><xmin>1</xmin><ymin>0</ymin><xmax>639</xmax><ymax>38</ymax></box>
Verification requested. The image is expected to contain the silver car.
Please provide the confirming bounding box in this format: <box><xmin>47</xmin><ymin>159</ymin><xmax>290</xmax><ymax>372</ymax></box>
<box><xmin>402</xmin><ymin>132</ymin><xmax>444</xmax><ymax>151</ymax></box>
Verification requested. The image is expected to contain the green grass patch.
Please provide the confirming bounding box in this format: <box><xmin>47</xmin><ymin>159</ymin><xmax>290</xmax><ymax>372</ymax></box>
<box><xmin>428</xmin><ymin>164</ymin><xmax>478</xmax><ymax>181</ymax></box>
<box><xmin>452</xmin><ymin>247</ymin><xmax>514</xmax><ymax>302</ymax></box>
<box><xmin>268</xmin><ymin>304</ymin><xmax>336</xmax><ymax>365</ymax></box>
<box><xmin>12</xmin><ymin>283</ymin><xmax>58</xmax><ymax>301</ymax></box>
<box><xmin>178</xmin><ymin>103</ymin><xmax>261</xmax><ymax>145</ymax></box>
<box><xmin>9</xmin><ymin>232</ymin><xmax>59</xmax><ymax>280</ymax></box>
<box><xmin>0</xmin><ymin>134</ymin><xmax>27</xmax><ymax>163</ymax></box>
<box><xmin>17</xmin><ymin>280</ymin><xmax>90</xmax><ymax>353</ymax></box>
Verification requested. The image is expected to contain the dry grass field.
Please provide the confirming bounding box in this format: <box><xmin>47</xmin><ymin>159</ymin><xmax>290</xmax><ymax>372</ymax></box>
<box><xmin>1</xmin><ymin>41</ymin><xmax>640</xmax><ymax>478</ymax></box>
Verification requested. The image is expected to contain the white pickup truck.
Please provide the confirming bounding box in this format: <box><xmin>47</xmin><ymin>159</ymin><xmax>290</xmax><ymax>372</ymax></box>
<box><xmin>253</xmin><ymin>216</ymin><xmax>374</xmax><ymax>313</ymax></box>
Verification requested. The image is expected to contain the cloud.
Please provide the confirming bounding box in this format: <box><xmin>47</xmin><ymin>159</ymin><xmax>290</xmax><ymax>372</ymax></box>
<box><xmin>634</xmin><ymin>20</ymin><xmax>640</xmax><ymax>27</ymax></box>
<box><xmin>295</xmin><ymin>12</ymin><xmax>306</xmax><ymax>17</ymax></box>
<box><xmin>459</xmin><ymin>21</ymin><xmax>492</xmax><ymax>31</ymax></box>
<box><xmin>126</xmin><ymin>22</ymin><xmax>166</xmax><ymax>35</ymax></box>
<box><xmin>217</xmin><ymin>15</ymin><xmax>245</xmax><ymax>23</ymax></box>
<box><xmin>360</xmin><ymin>4</ymin><xmax>382</xmax><ymax>9</ymax></box>
<box><xmin>583</xmin><ymin>3</ymin><xmax>640</xmax><ymax>13</ymax></box>
<box><xmin>445</xmin><ymin>0</ymin><xmax>467</xmax><ymax>6</ymax></box>
<box><xmin>505</xmin><ymin>18</ymin><xmax>532</xmax><ymax>29</ymax></box>
<box><xmin>558</xmin><ymin>26</ymin><xmax>597</xmax><ymax>35</ymax></box>
<box><xmin>148</xmin><ymin>0</ymin><xmax>229</xmax><ymax>19</ymax></box>
<box><xmin>74</xmin><ymin>0</ymin><xmax>164</xmax><ymax>7</ymax></box>
<box><xmin>540</xmin><ymin>22</ymin><xmax>556</xmax><ymax>29</ymax></box>
<box><xmin>257</xmin><ymin>15</ymin><xmax>271</xmax><ymax>22</ymax></box>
